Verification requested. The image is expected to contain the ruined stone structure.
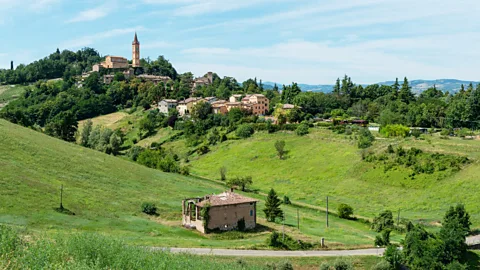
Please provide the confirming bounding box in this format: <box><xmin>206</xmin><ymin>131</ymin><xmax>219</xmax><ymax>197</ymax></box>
<box><xmin>182</xmin><ymin>191</ymin><xmax>258</xmax><ymax>233</ymax></box>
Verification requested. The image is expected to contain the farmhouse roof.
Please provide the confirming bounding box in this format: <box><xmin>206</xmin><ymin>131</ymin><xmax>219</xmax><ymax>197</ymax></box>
<box><xmin>196</xmin><ymin>191</ymin><xmax>258</xmax><ymax>207</ymax></box>
<box><xmin>161</xmin><ymin>99</ymin><xmax>177</xmax><ymax>103</ymax></box>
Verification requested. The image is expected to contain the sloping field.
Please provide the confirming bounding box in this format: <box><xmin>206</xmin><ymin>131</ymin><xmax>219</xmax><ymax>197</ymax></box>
<box><xmin>0</xmin><ymin>119</ymin><xmax>391</xmax><ymax>248</ymax></box>
<box><xmin>190</xmin><ymin>129</ymin><xmax>480</xmax><ymax>225</ymax></box>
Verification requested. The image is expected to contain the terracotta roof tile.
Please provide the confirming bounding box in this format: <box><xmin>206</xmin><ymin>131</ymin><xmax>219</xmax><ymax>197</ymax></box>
<box><xmin>196</xmin><ymin>192</ymin><xmax>258</xmax><ymax>207</ymax></box>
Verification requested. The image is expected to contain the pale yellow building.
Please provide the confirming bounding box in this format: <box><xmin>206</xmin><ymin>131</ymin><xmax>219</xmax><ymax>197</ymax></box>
<box><xmin>101</xmin><ymin>56</ymin><xmax>129</xmax><ymax>69</ymax></box>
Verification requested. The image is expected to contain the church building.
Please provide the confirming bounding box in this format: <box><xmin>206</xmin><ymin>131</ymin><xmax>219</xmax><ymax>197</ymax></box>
<box><xmin>132</xmin><ymin>32</ymin><xmax>140</xmax><ymax>68</ymax></box>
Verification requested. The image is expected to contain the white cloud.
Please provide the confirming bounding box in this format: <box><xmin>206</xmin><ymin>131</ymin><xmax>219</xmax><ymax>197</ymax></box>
<box><xmin>144</xmin><ymin>0</ymin><xmax>286</xmax><ymax>16</ymax></box>
<box><xmin>67</xmin><ymin>5</ymin><xmax>109</xmax><ymax>23</ymax></box>
<box><xmin>179</xmin><ymin>32</ymin><xmax>480</xmax><ymax>84</ymax></box>
<box><xmin>60</xmin><ymin>27</ymin><xmax>145</xmax><ymax>49</ymax></box>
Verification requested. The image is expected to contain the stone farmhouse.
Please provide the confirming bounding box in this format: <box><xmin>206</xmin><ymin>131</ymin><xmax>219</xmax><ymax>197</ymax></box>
<box><xmin>176</xmin><ymin>97</ymin><xmax>203</xmax><ymax>116</ymax></box>
<box><xmin>192</xmin><ymin>72</ymin><xmax>213</xmax><ymax>94</ymax></box>
<box><xmin>182</xmin><ymin>190</ymin><xmax>258</xmax><ymax>233</ymax></box>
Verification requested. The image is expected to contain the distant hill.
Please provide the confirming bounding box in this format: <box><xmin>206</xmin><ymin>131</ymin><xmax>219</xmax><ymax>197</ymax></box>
<box><xmin>264</xmin><ymin>79</ymin><xmax>479</xmax><ymax>94</ymax></box>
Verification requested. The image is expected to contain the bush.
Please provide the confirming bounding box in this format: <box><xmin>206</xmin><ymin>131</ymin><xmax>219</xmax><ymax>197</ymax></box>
<box><xmin>357</xmin><ymin>128</ymin><xmax>375</xmax><ymax>149</ymax></box>
<box><xmin>283</xmin><ymin>196</ymin><xmax>291</xmax><ymax>205</ymax></box>
<box><xmin>320</xmin><ymin>257</ymin><xmax>354</xmax><ymax>270</ymax></box>
<box><xmin>235</xmin><ymin>124</ymin><xmax>254</xmax><ymax>139</ymax></box>
<box><xmin>384</xmin><ymin>245</ymin><xmax>403</xmax><ymax>269</ymax></box>
<box><xmin>220</xmin><ymin>166</ymin><xmax>227</xmax><ymax>181</ymax></box>
<box><xmin>374</xmin><ymin>229</ymin><xmax>391</xmax><ymax>247</ymax></box>
<box><xmin>0</xmin><ymin>225</ymin><xmax>21</xmax><ymax>259</ymax></box>
<box><xmin>372</xmin><ymin>210</ymin><xmax>394</xmax><ymax>232</ymax></box>
<box><xmin>141</xmin><ymin>202</ymin><xmax>157</xmax><ymax>215</ymax></box>
<box><xmin>371</xmin><ymin>260</ymin><xmax>391</xmax><ymax>270</ymax></box>
<box><xmin>338</xmin><ymin>204</ymin><xmax>354</xmax><ymax>219</ymax></box>
<box><xmin>380</xmin><ymin>124</ymin><xmax>410</xmax><ymax>138</ymax></box>
<box><xmin>295</xmin><ymin>123</ymin><xmax>309</xmax><ymax>136</ymax></box>
<box><xmin>197</xmin><ymin>145</ymin><xmax>210</xmax><ymax>155</ymax></box>
<box><xmin>277</xmin><ymin>261</ymin><xmax>294</xmax><ymax>270</ymax></box>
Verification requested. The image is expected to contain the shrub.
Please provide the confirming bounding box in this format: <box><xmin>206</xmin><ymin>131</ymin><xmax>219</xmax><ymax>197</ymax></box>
<box><xmin>277</xmin><ymin>261</ymin><xmax>294</xmax><ymax>270</ymax></box>
<box><xmin>219</xmin><ymin>166</ymin><xmax>227</xmax><ymax>181</ymax></box>
<box><xmin>338</xmin><ymin>204</ymin><xmax>354</xmax><ymax>219</ymax></box>
<box><xmin>371</xmin><ymin>260</ymin><xmax>391</xmax><ymax>270</ymax></box>
<box><xmin>197</xmin><ymin>145</ymin><xmax>210</xmax><ymax>155</ymax></box>
<box><xmin>236</xmin><ymin>124</ymin><xmax>254</xmax><ymax>139</ymax></box>
<box><xmin>283</xmin><ymin>196</ymin><xmax>291</xmax><ymax>205</ymax></box>
<box><xmin>372</xmin><ymin>210</ymin><xmax>394</xmax><ymax>232</ymax></box>
<box><xmin>275</xmin><ymin>140</ymin><xmax>286</xmax><ymax>159</ymax></box>
<box><xmin>0</xmin><ymin>225</ymin><xmax>21</xmax><ymax>259</ymax></box>
<box><xmin>295</xmin><ymin>123</ymin><xmax>309</xmax><ymax>136</ymax></box>
<box><xmin>374</xmin><ymin>229</ymin><xmax>391</xmax><ymax>247</ymax></box>
<box><xmin>357</xmin><ymin>128</ymin><xmax>375</xmax><ymax>149</ymax></box>
<box><xmin>141</xmin><ymin>202</ymin><xmax>157</xmax><ymax>215</ymax></box>
<box><xmin>380</xmin><ymin>124</ymin><xmax>410</xmax><ymax>138</ymax></box>
<box><xmin>320</xmin><ymin>257</ymin><xmax>354</xmax><ymax>270</ymax></box>
<box><xmin>237</xmin><ymin>218</ymin><xmax>246</xmax><ymax>232</ymax></box>
<box><xmin>411</xmin><ymin>128</ymin><xmax>422</xmax><ymax>138</ymax></box>
<box><xmin>384</xmin><ymin>245</ymin><xmax>403</xmax><ymax>269</ymax></box>
<box><xmin>386</xmin><ymin>144</ymin><xmax>395</xmax><ymax>154</ymax></box>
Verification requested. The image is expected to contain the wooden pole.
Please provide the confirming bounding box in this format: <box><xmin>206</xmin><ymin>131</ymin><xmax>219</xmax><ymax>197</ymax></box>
<box><xmin>297</xmin><ymin>208</ymin><xmax>299</xmax><ymax>230</ymax></box>
<box><xmin>326</xmin><ymin>196</ymin><xmax>329</xmax><ymax>228</ymax></box>
<box><xmin>60</xmin><ymin>185</ymin><xmax>64</xmax><ymax>209</ymax></box>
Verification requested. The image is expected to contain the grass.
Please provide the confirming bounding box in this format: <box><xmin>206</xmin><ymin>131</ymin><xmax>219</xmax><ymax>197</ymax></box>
<box><xmin>0</xmin><ymin>85</ymin><xmax>27</xmax><ymax>107</ymax></box>
<box><xmin>0</xmin><ymin>119</ymin><xmax>397</xmax><ymax>249</ymax></box>
<box><xmin>189</xmin><ymin>128</ymin><xmax>480</xmax><ymax>226</ymax></box>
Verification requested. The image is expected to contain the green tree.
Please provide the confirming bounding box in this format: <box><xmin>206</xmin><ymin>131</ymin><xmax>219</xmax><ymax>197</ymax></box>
<box><xmin>109</xmin><ymin>133</ymin><xmax>122</xmax><ymax>156</ymax></box>
<box><xmin>191</xmin><ymin>101</ymin><xmax>212</xmax><ymax>121</ymax></box>
<box><xmin>398</xmin><ymin>77</ymin><xmax>415</xmax><ymax>104</ymax></box>
<box><xmin>80</xmin><ymin>119</ymin><xmax>93</xmax><ymax>146</ymax></box>
<box><xmin>235</xmin><ymin>124</ymin><xmax>254</xmax><ymax>139</ymax></box>
<box><xmin>274</xmin><ymin>140</ymin><xmax>286</xmax><ymax>159</ymax></box>
<box><xmin>226</xmin><ymin>176</ymin><xmax>253</xmax><ymax>192</ymax></box>
<box><xmin>114</xmin><ymin>72</ymin><xmax>126</xmax><ymax>82</ymax></box>
<box><xmin>263</xmin><ymin>188</ymin><xmax>284</xmax><ymax>222</ymax></box>
<box><xmin>443</xmin><ymin>204</ymin><xmax>471</xmax><ymax>236</ymax></box>
<box><xmin>44</xmin><ymin>111</ymin><xmax>78</xmax><ymax>142</ymax></box>
<box><xmin>295</xmin><ymin>123</ymin><xmax>309</xmax><ymax>136</ymax></box>
<box><xmin>372</xmin><ymin>210</ymin><xmax>394</xmax><ymax>232</ymax></box>
<box><xmin>338</xmin><ymin>203</ymin><xmax>354</xmax><ymax>219</ymax></box>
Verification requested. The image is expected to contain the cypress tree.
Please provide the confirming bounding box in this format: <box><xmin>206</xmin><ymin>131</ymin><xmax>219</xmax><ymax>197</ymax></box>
<box><xmin>263</xmin><ymin>188</ymin><xmax>284</xmax><ymax>222</ymax></box>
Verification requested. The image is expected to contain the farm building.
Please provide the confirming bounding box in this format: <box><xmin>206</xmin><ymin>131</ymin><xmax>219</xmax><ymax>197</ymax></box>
<box><xmin>182</xmin><ymin>191</ymin><xmax>258</xmax><ymax>233</ymax></box>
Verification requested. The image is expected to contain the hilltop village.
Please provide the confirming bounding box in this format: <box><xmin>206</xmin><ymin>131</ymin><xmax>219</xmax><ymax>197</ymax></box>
<box><xmin>80</xmin><ymin>33</ymin><xmax>277</xmax><ymax>119</ymax></box>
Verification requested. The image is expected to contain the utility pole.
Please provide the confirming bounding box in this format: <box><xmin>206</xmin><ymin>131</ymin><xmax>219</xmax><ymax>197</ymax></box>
<box><xmin>297</xmin><ymin>208</ymin><xmax>299</xmax><ymax>230</ymax></box>
<box><xmin>282</xmin><ymin>215</ymin><xmax>285</xmax><ymax>242</ymax></box>
<box><xmin>60</xmin><ymin>185</ymin><xmax>64</xmax><ymax>210</ymax></box>
<box><xmin>326</xmin><ymin>196</ymin><xmax>329</xmax><ymax>228</ymax></box>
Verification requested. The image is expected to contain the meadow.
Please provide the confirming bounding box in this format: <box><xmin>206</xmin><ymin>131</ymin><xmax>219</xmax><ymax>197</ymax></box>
<box><xmin>0</xmin><ymin>85</ymin><xmax>26</xmax><ymax>107</ymax></box>
<box><xmin>188</xmin><ymin>128</ymin><xmax>480</xmax><ymax>225</ymax></box>
<box><xmin>0</xmin><ymin>119</ymin><xmax>399</xmax><ymax>249</ymax></box>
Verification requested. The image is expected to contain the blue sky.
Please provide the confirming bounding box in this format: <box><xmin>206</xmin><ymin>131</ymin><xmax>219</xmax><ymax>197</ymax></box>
<box><xmin>1</xmin><ymin>0</ymin><xmax>479</xmax><ymax>84</ymax></box>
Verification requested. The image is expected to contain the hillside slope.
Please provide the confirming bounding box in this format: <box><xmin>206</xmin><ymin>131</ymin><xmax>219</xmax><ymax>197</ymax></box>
<box><xmin>189</xmin><ymin>129</ymin><xmax>480</xmax><ymax>225</ymax></box>
<box><xmin>0</xmin><ymin>119</ymin><xmax>391</xmax><ymax>248</ymax></box>
<box><xmin>0</xmin><ymin>119</ymin><xmax>227</xmax><ymax>246</ymax></box>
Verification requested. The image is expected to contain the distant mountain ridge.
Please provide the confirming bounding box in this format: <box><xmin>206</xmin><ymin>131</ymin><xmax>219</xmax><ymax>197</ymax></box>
<box><xmin>264</xmin><ymin>79</ymin><xmax>479</xmax><ymax>94</ymax></box>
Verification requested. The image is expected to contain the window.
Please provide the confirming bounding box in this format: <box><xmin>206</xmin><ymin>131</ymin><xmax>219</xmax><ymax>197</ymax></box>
<box><xmin>250</xmin><ymin>210</ymin><xmax>253</xmax><ymax>216</ymax></box>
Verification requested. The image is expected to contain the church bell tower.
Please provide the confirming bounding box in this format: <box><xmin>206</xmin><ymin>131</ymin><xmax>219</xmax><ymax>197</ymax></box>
<box><xmin>132</xmin><ymin>32</ymin><xmax>140</xmax><ymax>68</ymax></box>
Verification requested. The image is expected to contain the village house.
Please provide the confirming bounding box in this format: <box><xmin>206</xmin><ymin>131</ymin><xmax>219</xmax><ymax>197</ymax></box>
<box><xmin>211</xmin><ymin>100</ymin><xmax>228</xmax><ymax>114</ymax></box>
<box><xmin>100</xmin><ymin>56</ymin><xmax>129</xmax><ymax>69</ymax></box>
<box><xmin>225</xmin><ymin>101</ymin><xmax>242</xmax><ymax>112</ymax></box>
<box><xmin>202</xmin><ymin>96</ymin><xmax>217</xmax><ymax>104</ymax></box>
<box><xmin>177</xmin><ymin>97</ymin><xmax>202</xmax><ymax>116</ymax></box>
<box><xmin>229</xmin><ymin>94</ymin><xmax>243</xmax><ymax>103</ymax></box>
<box><xmin>137</xmin><ymin>74</ymin><xmax>172</xmax><ymax>85</ymax></box>
<box><xmin>158</xmin><ymin>99</ymin><xmax>178</xmax><ymax>114</ymax></box>
<box><xmin>182</xmin><ymin>190</ymin><xmax>258</xmax><ymax>234</ymax></box>
<box><xmin>242</xmin><ymin>94</ymin><xmax>269</xmax><ymax>115</ymax></box>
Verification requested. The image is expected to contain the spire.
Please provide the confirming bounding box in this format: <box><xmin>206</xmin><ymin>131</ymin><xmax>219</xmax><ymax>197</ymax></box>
<box><xmin>133</xmin><ymin>32</ymin><xmax>139</xmax><ymax>45</ymax></box>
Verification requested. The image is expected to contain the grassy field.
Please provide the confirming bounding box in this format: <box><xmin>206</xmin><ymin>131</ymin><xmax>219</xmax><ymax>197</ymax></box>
<box><xmin>189</xmin><ymin>128</ymin><xmax>480</xmax><ymax>226</ymax></box>
<box><xmin>0</xmin><ymin>119</ymin><xmax>400</xmax><ymax>249</ymax></box>
<box><xmin>0</xmin><ymin>85</ymin><xmax>26</xmax><ymax>107</ymax></box>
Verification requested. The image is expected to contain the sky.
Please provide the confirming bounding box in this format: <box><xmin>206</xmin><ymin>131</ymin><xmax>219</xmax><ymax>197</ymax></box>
<box><xmin>0</xmin><ymin>0</ymin><xmax>479</xmax><ymax>84</ymax></box>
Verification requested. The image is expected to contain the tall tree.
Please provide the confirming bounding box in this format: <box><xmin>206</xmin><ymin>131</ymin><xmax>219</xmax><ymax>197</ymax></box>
<box><xmin>398</xmin><ymin>77</ymin><xmax>415</xmax><ymax>103</ymax></box>
<box><xmin>80</xmin><ymin>119</ymin><xmax>93</xmax><ymax>147</ymax></box>
<box><xmin>263</xmin><ymin>188</ymin><xmax>284</xmax><ymax>222</ymax></box>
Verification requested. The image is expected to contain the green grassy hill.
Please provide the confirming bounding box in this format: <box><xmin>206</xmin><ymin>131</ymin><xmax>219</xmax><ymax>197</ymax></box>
<box><xmin>0</xmin><ymin>119</ymin><xmax>393</xmax><ymax>249</ymax></box>
<box><xmin>189</xmin><ymin>129</ymin><xmax>480</xmax><ymax>225</ymax></box>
